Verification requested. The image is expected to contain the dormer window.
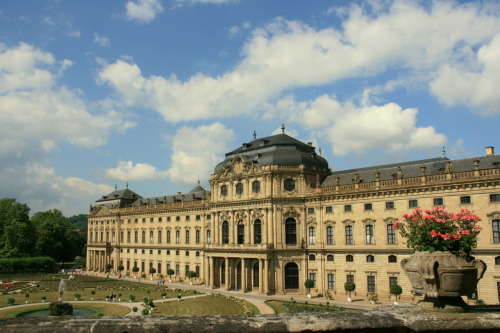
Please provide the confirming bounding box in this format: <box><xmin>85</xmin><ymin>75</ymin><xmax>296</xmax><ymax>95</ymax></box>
<box><xmin>235</xmin><ymin>182</ymin><xmax>243</xmax><ymax>195</ymax></box>
<box><xmin>220</xmin><ymin>185</ymin><xmax>228</xmax><ymax>197</ymax></box>
<box><xmin>284</xmin><ymin>178</ymin><xmax>295</xmax><ymax>192</ymax></box>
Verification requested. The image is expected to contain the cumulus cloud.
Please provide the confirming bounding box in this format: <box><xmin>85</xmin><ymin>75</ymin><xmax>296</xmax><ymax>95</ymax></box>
<box><xmin>0</xmin><ymin>43</ymin><xmax>135</xmax><ymax>215</ymax></box>
<box><xmin>100</xmin><ymin>1</ymin><xmax>500</xmax><ymax>123</ymax></box>
<box><xmin>94</xmin><ymin>33</ymin><xmax>110</xmax><ymax>47</ymax></box>
<box><xmin>174</xmin><ymin>0</ymin><xmax>239</xmax><ymax>5</ymax></box>
<box><xmin>166</xmin><ymin>123</ymin><xmax>235</xmax><ymax>185</ymax></box>
<box><xmin>125</xmin><ymin>0</ymin><xmax>164</xmax><ymax>23</ymax></box>
<box><xmin>104</xmin><ymin>161</ymin><xmax>167</xmax><ymax>181</ymax></box>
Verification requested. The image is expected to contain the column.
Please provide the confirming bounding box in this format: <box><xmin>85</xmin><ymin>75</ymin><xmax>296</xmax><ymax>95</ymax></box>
<box><xmin>264</xmin><ymin>258</ymin><xmax>270</xmax><ymax>294</ymax></box>
<box><xmin>259</xmin><ymin>258</ymin><xmax>264</xmax><ymax>293</ymax></box>
<box><xmin>209</xmin><ymin>256</ymin><xmax>215</xmax><ymax>289</ymax></box>
<box><xmin>241</xmin><ymin>258</ymin><xmax>247</xmax><ymax>292</ymax></box>
<box><xmin>225</xmin><ymin>257</ymin><xmax>230</xmax><ymax>290</ymax></box>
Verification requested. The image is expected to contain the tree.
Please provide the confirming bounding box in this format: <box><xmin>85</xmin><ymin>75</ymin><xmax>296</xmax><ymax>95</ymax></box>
<box><xmin>31</xmin><ymin>209</ymin><xmax>68</xmax><ymax>261</ymax></box>
<box><xmin>105</xmin><ymin>263</ymin><xmax>113</xmax><ymax>278</ymax></box>
<box><xmin>344</xmin><ymin>281</ymin><xmax>356</xmax><ymax>301</ymax></box>
<box><xmin>149</xmin><ymin>267</ymin><xmax>156</xmax><ymax>279</ymax></box>
<box><xmin>167</xmin><ymin>268</ymin><xmax>175</xmax><ymax>281</ymax></box>
<box><xmin>0</xmin><ymin>198</ymin><xmax>36</xmax><ymax>258</ymax></box>
<box><xmin>304</xmin><ymin>279</ymin><xmax>315</xmax><ymax>296</ymax></box>
<box><xmin>390</xmin><ymin>284</ymin><xmax>403</xmax><ymax>302</ymax></box>
<box><xmin>187</xmin><ymin>271</ymin><xmax>197</xmax><ymax>284</ymax></box>
<box><xmin>132</xmin><ymin>266</ymin><xmax>139</xmax><ymax>278</ymax></box>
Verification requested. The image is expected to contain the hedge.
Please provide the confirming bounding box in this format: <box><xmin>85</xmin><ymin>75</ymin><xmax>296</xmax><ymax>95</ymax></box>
<box><xmin>0</xmin><ymin>256</ymin><xmax>55</xmax><ymax>272</ymax></box>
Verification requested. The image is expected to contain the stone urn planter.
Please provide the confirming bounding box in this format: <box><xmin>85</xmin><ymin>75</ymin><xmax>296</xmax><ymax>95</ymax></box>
<box><xmin>401</xmin><ymin>251</ymin><xmax>486</xmax><ymax>312</ymax></box>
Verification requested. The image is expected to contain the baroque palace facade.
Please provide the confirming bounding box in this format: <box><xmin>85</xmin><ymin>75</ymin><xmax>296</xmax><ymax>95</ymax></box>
<box><xmin>86</xmin><ymin>131</ymin><xmax>500</xmax><ymax>304</ymax></box>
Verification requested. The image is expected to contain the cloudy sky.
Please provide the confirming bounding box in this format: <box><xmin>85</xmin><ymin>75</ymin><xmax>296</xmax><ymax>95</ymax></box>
<box><xmin>1</xmin><ymin>0</ymin><xmax>499</xmax><ymax>216</ymax></box>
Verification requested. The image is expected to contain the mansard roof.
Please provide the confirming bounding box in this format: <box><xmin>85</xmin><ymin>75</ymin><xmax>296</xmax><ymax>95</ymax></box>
<box><xmin>321</xmin><ymin>153</ymin><xmax>500</xmax><ymax>187</ymax></box>
<box><xmin>96</xmin><ymin>188</ymin><xmax>142</xmax><ymax>203</ymax></box>
<box><xmin>129</xmin><ymin>184</ymin><xmax>210</xmax><ymax>207</ymax></box>
<box><xmin>214</xmin><ymin>133</ymin><xmax>329</xmax><ymax>173</ymax></box>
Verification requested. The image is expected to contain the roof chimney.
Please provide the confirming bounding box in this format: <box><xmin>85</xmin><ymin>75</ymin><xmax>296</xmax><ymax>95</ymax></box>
<box><xmin>486</xmin><ymin>146</ymin><xmax>495</xmax><ymax>156</ymax></box>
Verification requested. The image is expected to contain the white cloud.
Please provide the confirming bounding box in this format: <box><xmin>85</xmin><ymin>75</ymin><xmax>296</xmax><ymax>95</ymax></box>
<box><xmin>174</xmin><ymin>0</ymin><xmax>239</xmax><ymax>5</ymax></box>
<box><xmin>100</xmin><ymin>1</ymin><xmax>500</xmax><ymax>123</ymax></box>
<box><xmin>66</xmin><ymin>30</ymin><xmax>81</xmax><ymax>38</ymax></box>
<box><xmin>125</xmin><ymin>0</ymin><xmax>164</xmax><ymax>23</ymax></box>
<box><xmin>105</xmin><ymin>161</ymin><xmax>167</xmax><ymax>181</ymax></box>
<box><xmin>94</xmin><ymin>33</ymin><xmax>110</xmax><ymax>47</ymax></box>
<box><xmin>430</xmin><ymin>33</ymin><xmax>500</xmax><ymax>115</ymax></box>
<box><xmin>0</xmin><ymin>43</ymin><xmax>135</xmax><ymax>215</ymax></box>
<box><xmin>166</xmin><ymin>123</ymin><xmax>235</xmax><ymax>185</ymax></box>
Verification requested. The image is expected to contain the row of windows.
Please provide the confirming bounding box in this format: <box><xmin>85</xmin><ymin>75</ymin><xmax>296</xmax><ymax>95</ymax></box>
<box><xmin>90</xmin><ymin>229</ymin><xmax>212</xmax><ymax>245</ymax></box>
<box><xmin>120</xmin><ymin>248</ymin><xmax>201</xmax><ymax>257</ymax></box>
<box><xmin>122</xmin><ymin>261</ymin><xmax>200</xmax><ymax>277</ymax></box>
<box><xmin>220</xmin><ymin>178</ymin><xmax>297</xmax><ymax>197</ymax></box>
<box><xmin>307</xmin><ymin>194</ymin><xmax>499</xmax><ymax>214</ymax></box>
<box><xmin>307</xmin><ymin>254</ymin><xmax>398</xmax><ymax>263</ymax></box>
<box><xmin>122</xmin><ymin>215</ymin><xmax>210</xmax><ymax>224</ymax></box>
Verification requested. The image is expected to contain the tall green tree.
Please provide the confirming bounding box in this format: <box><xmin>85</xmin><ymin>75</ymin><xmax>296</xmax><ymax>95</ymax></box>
<box><xmin>0</xmin><ymin>198</ymin><xmax>36</xmax><ymax>258</ymax></box>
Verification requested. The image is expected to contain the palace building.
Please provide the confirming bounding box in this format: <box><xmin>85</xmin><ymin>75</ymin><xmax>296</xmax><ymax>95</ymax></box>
<box><xmin>86</xmin><ymin>131</ymin><xmax>500</xmax><ymax>303</ymax></box>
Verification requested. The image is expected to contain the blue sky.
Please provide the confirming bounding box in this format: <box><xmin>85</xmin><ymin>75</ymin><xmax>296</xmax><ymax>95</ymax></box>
<box><xmin>1</xmin><ymin>0</ymin><xmax>499</xmax><ymax>216</ymax></box>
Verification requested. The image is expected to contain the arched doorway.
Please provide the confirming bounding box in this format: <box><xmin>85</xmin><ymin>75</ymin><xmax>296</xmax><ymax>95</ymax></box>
<box><xmin>284</xmin><ymin>262</ymin><xmax>299</xmax><ymax>289</ymax></box>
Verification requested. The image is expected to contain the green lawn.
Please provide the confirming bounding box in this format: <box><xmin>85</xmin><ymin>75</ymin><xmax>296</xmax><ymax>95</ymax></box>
<box><xmin>265</xmin><ymin>300</ymin><xmax>355</xmax><ymax>314</ymax></box>
<box><xmin>0</xmin><ymin>302</ymin><xmax>130</xmax><ymax>318</ymax></box>
<box><xmin>151</xmin><ymin>295</ymin><xmax>258</xmax><ymax>316</ymax></box>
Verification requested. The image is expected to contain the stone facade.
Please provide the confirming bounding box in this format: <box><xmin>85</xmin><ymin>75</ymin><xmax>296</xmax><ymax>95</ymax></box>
<box><xmin>86</xmin><ymin>133</ymin><xmax>500</xmax><ymax>304</ymax></box>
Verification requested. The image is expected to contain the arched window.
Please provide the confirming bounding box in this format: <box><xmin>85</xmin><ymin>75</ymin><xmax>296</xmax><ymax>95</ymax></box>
<box><xmin>166</xmin><ymin>250</ymin><xmax>170</xmax><ymax>255</ymax></box>
<box><xmin>366</xmin><ymin>225</ymin><xmax>374</xmax><ymax>244</ymax></box>
<box><xmin>366</xmin><ymin>255</ymin><xmax>375</xmax><ymax>262</ymax></box>
<box><xmin>326</xmin><ymin>226</ymin><xmax>334</xmax><ymax>245</ymax></box>
<box><xmin>195</xmin><ymin>230</ymin><xmax>200</xmax><ymax>244</ymax></box>
<box><xmin>345</xmin><ymin>225</ymin><xmax>353</xmax><ymax>244</ymax></box>
<box><xmin>254</xmin><ymin>219</ymin><xmax>262</xmax><ymax>244</ymax></box>
<box><xmin>237</xmin><ymin>224</ymin><xmax>245</xmax><ymax>244</ymax></box>
<box><xmin>309</xmin><ymin>254</ymin><xmax>316</xmax><ymax>261</ymax></box>
<box><xmin>222</xmin><ymin>221</ymin><xmax>229</xmax><ymax>244</ymax></box>
<box><xmin>196</xmin><ymin>251</ymin><xmax>200</xmax><ymax>257</ymax></box>
<box><xmin>284</xmin><ymin>262</ymin><xmax>299</xmax><ymax>289</ymax></box>
<box><xmin>185</xmin><ymin>230</ymin><xmax>190</xmax><ymax>244</ymax></box>
<box><xmin>327</xmin><ymin>254</ymin><xmax>334</xmax><ymax>262</ymax></box>
<box><xmin>285</xmin><ymin>218</ymin><xmax>297</xmax><ymax>245</ymax></box>
<box><xmin>175</xmin><ymin>230</ymin><xmax>180</xmax><ymax>244</ymax></box>
<box><xmin>166</xmin><ymin>230</ymin><xmax>171</xmax><ymax>243</ymax></box>
<box><xmin>235</xmin><ymin>182</ymin><xmax>243</xmax><ymax>195</ymax></box>
<box><xmin>284</xmin><ymin>178</ymin><xmax>295</xmax><ymax>192</ymax></box>
<box><xmin>185</xmin><ymin>251</ymin><xmax>189</xmax><ymax>256</ymax></box>
<box><xmin>252</xmin><ymin>181</ymin><xmax>260</xmax><ymax>193</ymax></box>
<box><xmin>346</xmin><ymin>254</ymin><xmax>354</xmax><ymax>262</ymax></box>
<box><xmin>220</xmin><ymin>185</ymin><xmax>228</xmax><ymax>197</ymax></box>
<box><xmin>388</xmin><ymin>255</ymin><xmax>397</xmax><ymax>263</ymax></box>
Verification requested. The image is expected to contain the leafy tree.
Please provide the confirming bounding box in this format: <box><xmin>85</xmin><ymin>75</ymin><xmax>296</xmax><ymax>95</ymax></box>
<box><xmin>149</xmin><ymin>267</ymin><xmax>156</xmax><ymax>278</ymax></box>
<box><xmin>304</xmin><ymin>279</ymin><xmax>315</xmax><ymax>295</ymax></box>
<box><xmin>390</xmin><ymin>284</ymin><xmax>403</xmax><ymax>302</ymax></box>
<box><xmin>167</xmin><ymin>268</ymin><xmax>175</xmax><ymax>280</ymax></box>
<box><xmin>187</xmin><ymin>271</ymin><xmax>197</xmax><ymax>283</ymax></box>
<box><xmin>0</xmin><ymin>198</ymin><xmax>36</xmax><ymax>258</ymax></box>
<box><xmin>344</xmin><ymin>281</ymin><xmax>356</xmax><ymax>299</ymax></box>
<box><xmin>65</xmin><ymin>214</ymin><xmax>88</xmax><ymax>229</ymax></box>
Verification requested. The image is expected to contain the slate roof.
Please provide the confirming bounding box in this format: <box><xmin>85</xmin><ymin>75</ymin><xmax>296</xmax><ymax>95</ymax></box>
<box><xmin>96</xmin><ymin>188</ymin><xmax>143</xmax><ymax>202</ymax></box>
<box><xmin>321</xmin><ymin>154</ymin><xmax>500</xmax><ymax>187</ymax></box>
<box><xmin>129</xmin><ymin>184</ymin><xmax>210</xmax><ymax>207</ymax></box>
<box><xmin>214</xmin><ymin>133</ymin><xmax>329</xmax><ymax>173</ymax></box>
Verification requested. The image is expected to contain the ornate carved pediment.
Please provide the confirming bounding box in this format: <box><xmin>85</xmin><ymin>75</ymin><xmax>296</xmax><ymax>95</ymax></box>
<box><xmin>220</xmin><ymin>211</ymin><xmax>231</xmax><ymax>222</ymax></box>
<box><xmin>362</xmin><ymin>218</ymin><xmax>376</xmax><ymax>225</ymax></box>
<box><xmin>235</xmin><ymin>210</ymin><xmax>247</xmax><ymax>221</ymax></box>
<box><xmin>324</xmin><ymin>220</ymin><xmax>336</xmax><ymax>225</ymax></box>
<box><xmin>283</xmin><ymin>207</ymin><xmax>301</xmax><ymax>219</ymax></box>
<box><xmin>487</xmin><ymin>211</ymin><xmax>500</xmax><ymax>220</ymax></box>
<box><xmin>251</xmin><ymin>209</ymin><xmax>264</xmax><ymax>220</ymax></box>
<box><xmin>342</xmin><ymin>219</ymin><xmax>355</xmax><ymax>225</ymax></box>
<box><xmin>307</xmin><ymin>216</ymin><xmax>316</xmax><ymax>224</ymax></box>
<box><xmin>384</xmin><ymin>217</ymin><xmax>398</xmax><ymax>224</ymax></box>
<box><xmin>213</xmin><ymin>156</ymin><xmax>264</xmax><ymax>181</ymax></box>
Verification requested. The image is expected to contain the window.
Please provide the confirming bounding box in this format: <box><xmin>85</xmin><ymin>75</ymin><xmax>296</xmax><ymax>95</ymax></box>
<box><xmin>364</xmin><ymin>203</ymin><xmax>373</xmax><ymax>211</ymax></box>
<box><xmin>166</xmin><ymin>230</ymin><xmax>171</xmax><ymax>243</ymax></box>
<box><xmin>235</xmin><ymin>182</ymin><xmax>243</xmax><ymax>195</ymax></box>
<box><xmin>388</xmin><ymin>255</ymin><xmax>397</xmax><ymax>263</ymax></box>
<box><xmin>207</xmin><ymin>214</ymin><xmax>211</xmax><ymax>220</ymax></box>
<box><xmin>327</xmin><ymin>274</ymin><xmax>335</xmax><ymax>290</ymax></box>
<box><xmin>460</xmin><ymin>196</ymin><xmax>471</xmax><ymax>204</ymax></box>
<box><xmin>308</xmin><ymin>207</ymin><xmax>315</xmax><ymax>214</ymax></box>
<box><xmin>158</xmin><ymin>230</ymin><xmax>162</xmax><ymax>244</ymax></box>
<box><xmin>150</xmin><ymin>217</ymin><xmax>153</xmax><ymax>223</ymax></box>
<box><xmin>326</xmin><ymin>226</ymin><xmax>334</xmax><ymax>245</ymax></box>
<box><xmin>185</xmin><ymin>230</ymin><xmax>190</xmax><ymax>244</ymax></box>
<box><xmin>206</xmin><ymin>229</ymin><xmax>211</xmax><ymax>244</ymax></box>
<box><xmin>142</xmin><ymin>231</ymin><xmax>146</xmax><ymax>243</ymax></box>
<box><xmin>309</xmin><ymin>226</ymin><xmax>316</xmax><ymax>244</ymax></box>
<box><xmin>309</xmin><ymin>254</ymin><xmax>316</xmax><ymax>261</ymax></box>
<box><xmin>237</xmin><ymin>224</ymin><xmax>245</xmax><ymax>244</ymax></box>
<box><xmin>127</xmin><ymin>231</ymin><xmax>131</xmax><ymax>243</ymax></box>
<box><xmin>325</xmin><ymin>206</ymin><xmax>333</xmax><ymax>213</ymax></box>
<box><xmin>493</xmin><ymin>220</ymin><xmax>500</xmax><ymax>243</ymax></box>
<box><xmin>309</xmin><ymin>273</ymin><xmax>317</xmax><ymax>288</ymax></box>
<box><xmin>366</xmin><ymin>255</ymin><xmax>375</xmax><ymax>262</ymax></box>
<box><xmin>176</xmin><ymin>216</ymin><xmax>180</xmax><ymax>222</ymax></box>
<box><xmin>149</xmin><ymin>231</ymin><xmax>154</xmax><ymax>244</ymax></box>
<box><xmin>221</xmin><ymin>185</ymin><xmax>228</xmax><ymax>197</ymax></box>
<box><xmin>434</xmin><ymin>198</ymin><xmax>444</xmax><ymax>206</ymax></box>
<box><xmin>344</xmin><ymin>205</ymin><xmax>352</xmax><ymax>212</ymax></box>
<box><xmin>159</xmin><ymin>217</ymin><xmax>162</xmax><ymax>222</ymax></box>
<box><xmin>186</xmin><ymin>215</ymin><xmax>190</xmax><ymax>221</ymax></box>
<box><xmin>409</xmin><ymin>200</ymin><xmax>418</xmax><ymax>208</ymax></box>
<box><xmin>284</xmin><ymin>263</ymin><xmax>299</xmax><ymax>289</ymax></box>
<box><xmin>175</xmin><ymin>264</ymin><xmax>180</xmax><ymax>276</ymax></box>
<box><xmin>367</xmin><ymin>276</ymin><xmax>376</xmax><ymax>293</ymax></box>
<box><xmin>327</xmin><ymin>254</ymin><xmax>334</xmax><ymax>262</ymax></box>
<box><xmin>495</xmin><ymin>256</ymin><xmax>500</xmax><ymax>265</ymax></box>
<box><xmin>346</xmin><ymin>254</ymin><xmax>354</xmax><ymax>262</ymax></box>
<box><xmin>185</xmin><ymin>251</ymin><xmax>189</xmax><ymax>256</ymax></box>
<box><xmin>285</xmin><ymin>218</ymin><xmax>297</xmax><ymax>245</ymax></box>
<box><xmin>195</xmin><ymin>230</ymin><xmax>200</xmax><ymax>244</ymax></box>
<box><xmin>345</xmin><ymin>225</ymin><xmax>353</xmax><ymax>244</ymax></box>
<box><xmin>196</xmin><ymin>251</ymin><xmax>200</xmax><ymax>257</ymax></box>
<box><xmin>252</xmin><ymin>181</ymin><xmax>260</xmax><ymax>193</ymax></box>
<box><xmin>366</xmin><ymin>225</ymin><xmax>374</xmax><ymax>244</ymax></box>
<box><xmin>490</xmin><ymin>194</ymin><xmax>500</xmax><ymax>202</ymax></box>
<box><xmin>222</xmin><ymin>221</ymin><xmax>229</xmax><ymax>244</ymax></box>
<box><xmin>284</xmin><ymin>178</ymin><xmax>295</xmax><ymax>192</ymax></box>
<box><xmin>167</xmin><ymin>216</ymin><xmax>171</xmax><ymax>222</ymax></box>
<box><xmin>254</xmin><ymin>220</ymin><xmax>262</xmax><ymax>244</ymax></box>
<box><xmin>134</xmin><ymin>231</ymin><xmax>138</xmax><ymax>243</ymax></box>
<box><xmin>346</xmin><ymin>274</ymin><xmax>354</xmax><ymax>283</ymax></box>
<box><xmin>387</xmin><ymin>224</ymin><xmax>396</xmax><ymax>244</ymax></box>
<box><xmin>389</xmin><ymin>277</ymin><xmax>398</xmax><ymax>290</ymax></box>
<box><xmin>386</xmin><ymin>201</ymin><xmax>395</xmax><ymax>209</ymax></box>
<box><xmin>175</xmin><ymin>250</ymin><xmax>179</xmax><ymax>256</ymax></box>
<box><xmin>175</xmin><ymin>230</ymin><xmax>180</xmax><ymax>244</ymax></box>
<box><xmin>196</xmin><ymin>215</ymin><xmax>200</xmax><ymax>221</ymax></box>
